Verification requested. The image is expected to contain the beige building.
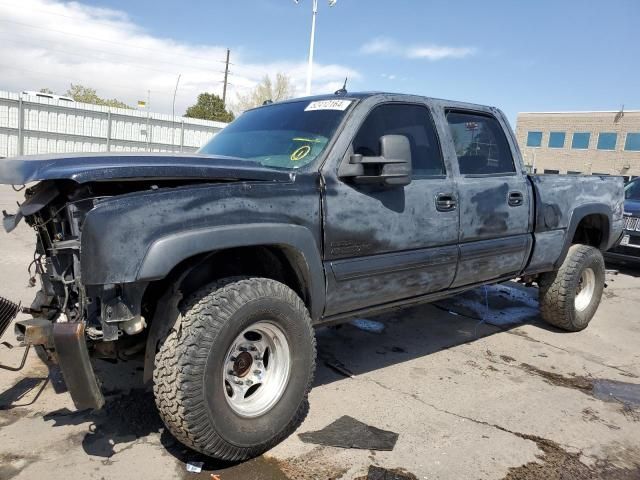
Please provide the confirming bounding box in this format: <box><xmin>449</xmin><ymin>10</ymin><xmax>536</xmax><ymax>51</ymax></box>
<box><xmin>515</xmin><ymin>110</ymin><xmax>640</xmax><ymax>179</ymax></box>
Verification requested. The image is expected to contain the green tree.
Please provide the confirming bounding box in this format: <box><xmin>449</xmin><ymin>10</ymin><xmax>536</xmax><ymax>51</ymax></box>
<box><xmin>184</xmin><ymin>93</ymin><xmax>235</xmax><ymax>123</ymax></box>
<box><xmin>65</xmin><ymin>84</ymin><xmax>131</xmax><ymax>109</ymax></box>
<box><xmin>234</xmin><ymin>73</ymin><xmax>296</xmax><ymax>113</ymax></box>
<box><xmin>39</xmin><ymin>88</ymin><xmax>55</xmax><ymax>94</ymax></box>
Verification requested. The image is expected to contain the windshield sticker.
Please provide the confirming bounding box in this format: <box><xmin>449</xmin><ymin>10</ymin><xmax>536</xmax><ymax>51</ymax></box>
<box><xmin>291</xmin><ymin>145</ymin><xmax>311</xmax><ymax>162</ymax></box>
<box><xmin>304</xmin><ymin>99</ymin><xmax>352</xmax><ymax>112</ymax></box>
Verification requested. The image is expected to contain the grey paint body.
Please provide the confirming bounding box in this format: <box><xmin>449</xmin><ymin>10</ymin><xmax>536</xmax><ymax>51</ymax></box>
<box><xmin>0</xmin><ymin>92</ymin><xmax>625</xmax><ymax>326</ymax></box>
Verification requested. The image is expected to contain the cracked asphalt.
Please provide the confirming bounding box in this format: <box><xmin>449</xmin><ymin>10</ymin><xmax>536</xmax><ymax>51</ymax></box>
<box><xmin>1</xmin><ymin>185</ymin><xmax>639</xmax><ymax>479</ymax></box>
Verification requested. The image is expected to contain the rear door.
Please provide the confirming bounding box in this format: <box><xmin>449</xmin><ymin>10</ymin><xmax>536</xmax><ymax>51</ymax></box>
<box><xmin>443</xmin><ymin>109</ymin><xmax>532</xmax><ymax>287</ymax></box>
<box><xmin>321</xmin><ymin>100</ymin><xmax>459</xmax><ymax>316</ymax></box>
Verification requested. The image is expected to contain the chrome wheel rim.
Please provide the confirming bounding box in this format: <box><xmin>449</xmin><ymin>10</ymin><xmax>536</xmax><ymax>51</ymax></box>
<box><xmin>575</xmin><ymin>268</ymin><xmax>596</xmax><ymax>312</ymax></box>
<box><xmin>222</xmin><ymin>321</ymin><xmax>291</xmax><ymax>418</ymax></box>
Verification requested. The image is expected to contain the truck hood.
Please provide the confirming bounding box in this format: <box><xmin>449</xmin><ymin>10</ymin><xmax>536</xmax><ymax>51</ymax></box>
<box><xmin>624</xmin><ymin>199</ymin><xmax>640</xmax><ymax>217</ymax></box>
<box><xmin>0</xmin><ymin>152</ymin><xmax>294</xmax><ymax>185</ymax></box>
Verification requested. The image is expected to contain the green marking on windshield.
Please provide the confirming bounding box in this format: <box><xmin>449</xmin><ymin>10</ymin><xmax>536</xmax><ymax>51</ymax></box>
<box><xmin>292</xmin><ymin>137</ymin><xmax>322</xmax><ymax>143</ymax></box>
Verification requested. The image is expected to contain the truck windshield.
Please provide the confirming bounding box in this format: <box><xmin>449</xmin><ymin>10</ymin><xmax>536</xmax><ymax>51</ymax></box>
<box><xmin>625</xmin><ymin>179</ymin><xmax>640</xmax><ymax>200</ymax></box>
<box><xmin>198</xmin><ymin>99</ymin><xmax>352</xmax><ymax>169</ymax></box>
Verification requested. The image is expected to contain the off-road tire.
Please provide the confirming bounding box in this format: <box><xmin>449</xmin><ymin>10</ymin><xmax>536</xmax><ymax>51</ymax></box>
<box><xmin>538</xmin><ymin>244</ymin><xmax>605</xmax><ymax>331</ymax></box>
<box><xmin>153</xmin><ymin>277</ymin><xmax>316</xmax><ymax>461</ymax></box>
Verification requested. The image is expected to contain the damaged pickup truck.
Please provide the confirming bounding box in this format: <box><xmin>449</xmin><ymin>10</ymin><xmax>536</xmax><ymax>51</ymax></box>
<box><xmin>0</xmin><ymin>92</ymin><xmax>625</xmax><ymax>461</ymax></box>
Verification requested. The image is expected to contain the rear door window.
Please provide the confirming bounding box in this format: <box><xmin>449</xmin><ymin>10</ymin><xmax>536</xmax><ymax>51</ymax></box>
<box><xmin>445</xmin><ymin>111</ymin><xmax>516</xmax><ymax>175</ymax></box>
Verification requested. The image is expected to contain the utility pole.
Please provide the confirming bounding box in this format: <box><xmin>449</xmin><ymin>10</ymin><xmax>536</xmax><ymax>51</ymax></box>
<box><xmin>222</xmin><ymin>48</ymin><xmax>230</xmax><ymax>107</ymax></box>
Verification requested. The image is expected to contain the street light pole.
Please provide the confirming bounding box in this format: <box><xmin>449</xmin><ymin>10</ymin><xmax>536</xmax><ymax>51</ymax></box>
<box><xmin>297</xmin><ymin>0</ymin><xmax>336</xmax><ymax>96</ymax></box>
<box><xmin>222</xmin><ymin>49</ymin><xmax>231</xmax><ymax>107</ymax></box>
<box><xmin>305</xmin><ymin>0</ymin><xmax>318</xmax><ymax>96</ymax></box>
<box><xmin>172</xmin><ymin>73</ymin><xmax>181</xmax><ymax>152</ymax></box>
<box><xmin>146</xmin><ymin>89</ymin><xmax>151</xmax><ymax>152</ymax></box>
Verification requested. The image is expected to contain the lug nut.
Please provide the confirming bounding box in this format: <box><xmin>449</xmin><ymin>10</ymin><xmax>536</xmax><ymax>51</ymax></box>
<box><xmin>253</xmin><ymin>369</ymin><xmax>261</xmax><ymax>375</ymax></box>
<box><xmin>235</xmin><ymin>380</ymin><xmax>244</xmax><ymax>385</ymax></box>
<box><xmin>239</xmin><ymin>346</ymin><xmax>248</xmax><ymax>352</ymax></box>
<box><xmin>246</xmin><ymin>380</ymin><xmax>253</xmax><ymax>386</ymax></box>
<box><xmin>249</xmin><ymin>346</ymin><xmax>258</xmax><ymax>351</ymax></box>
<box><xmin>254</xmin><ymin>356</ymin><xmax>262</xmax><ymax>361</ymax></box>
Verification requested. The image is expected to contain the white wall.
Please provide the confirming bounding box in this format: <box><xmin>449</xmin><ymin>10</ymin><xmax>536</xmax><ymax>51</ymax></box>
<box><xmin>0</xmin><ymin>90</ymin><xmax>227</xmax><ymax>158</ymax></box>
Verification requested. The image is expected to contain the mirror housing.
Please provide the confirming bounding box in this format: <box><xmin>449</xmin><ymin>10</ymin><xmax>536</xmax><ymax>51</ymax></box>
<box><xmin>339</xmin><ymin>134</ymin><xmax>412</xmax><ymax>187</ymax></box>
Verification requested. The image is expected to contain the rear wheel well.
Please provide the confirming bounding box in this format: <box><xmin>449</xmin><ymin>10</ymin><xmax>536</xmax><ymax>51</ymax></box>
<box><xmin>572</xmin><ymin>214</ymin><xmax>608</xmax><ymax>249</ymax></box>
<box><xmin>141</xmin><ymin>246</ymin><xmax>311</xmax><ymax>323</ymax></box>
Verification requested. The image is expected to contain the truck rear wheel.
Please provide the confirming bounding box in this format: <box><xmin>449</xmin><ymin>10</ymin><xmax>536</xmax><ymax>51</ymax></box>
<box><xmin>538</xmin><ymin>244</ymin><xmax>605</xmax><ymax>331</ymax></box>
<box><xmin>153</xmin><ymin>277</ymin><xmax>316</xmax><ymax>461</ymax></box>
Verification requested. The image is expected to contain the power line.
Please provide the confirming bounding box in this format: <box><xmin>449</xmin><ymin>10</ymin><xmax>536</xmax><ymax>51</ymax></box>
<box><xmin>0</xmin><ymin>30</ymin><xmax>229</xmax><ymax>75</ymax></box>
<box><xmin>0</xmin><ymin>61</ymin><xmax>174</xmax><ymax>97</ymax></box>
<box><xmin>0</xmin><ymin>0</ymin><xmax>151</xmax><ymax>32</ymax></box>
<box><xmin>0</xmin><ymin>36</ymin><xmax>190</xmax><ymax>77</ymax></box>
<box><xmin>0</xmin><ymin>30</ymin><xmax>241</xmax><ymax>100</ymax></box>
<box><xmin>0</xmin><ymin>17</ymin><xmax>231</xmax><ymax>64</ymax></box>
<box><xmin>0</xmin><ymin>59</ymin><xmax>251</xmax><ymax>111</ymax></box>
<box><xmin>0</xmin><ymin>17</ymin><xmax>288</xmax><ymax>94</ymax></box>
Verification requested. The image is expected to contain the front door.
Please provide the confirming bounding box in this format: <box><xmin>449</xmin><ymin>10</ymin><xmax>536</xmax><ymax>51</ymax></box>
<box><xmin>443</xmin><ymin>109</ymin><xmax>532</xmax><ymax>287</ymax></box>
<box><xmin>322</xmin><ymin>102</ymin><xmax>459</xmax><ymax>316</ymax></box>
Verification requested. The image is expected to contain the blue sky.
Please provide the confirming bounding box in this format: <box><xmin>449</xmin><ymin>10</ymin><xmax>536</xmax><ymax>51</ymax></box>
<box><xmin>1</xmin><ymin>0</ymin><xmax>637</xmax><ymax>123</ymax></box>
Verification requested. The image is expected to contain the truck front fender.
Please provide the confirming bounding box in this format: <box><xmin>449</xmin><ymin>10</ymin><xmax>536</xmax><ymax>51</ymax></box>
<box><xmin>136</xmin><ymin>223</ymin><xmax>325</xmax><ymax>320</ymax></box>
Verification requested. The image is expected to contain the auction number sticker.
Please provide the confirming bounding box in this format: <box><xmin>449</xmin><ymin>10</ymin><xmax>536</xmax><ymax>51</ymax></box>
<box><xmin>305</xmin><ymin>99</ymin><xmax>352</xmax><ymax>111</ymax></box>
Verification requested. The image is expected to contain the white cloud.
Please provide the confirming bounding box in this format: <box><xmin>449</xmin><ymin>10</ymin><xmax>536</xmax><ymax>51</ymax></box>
<box><xmin>361</xmin><ymin>38</ymin><xmax>397</xmax><ymax>55</ymax></box>
<box><xmin>361</xmin><ymin>37</ymin><xmax>476</xmax><ymax>61</ymax></box>
<box><xmin>0</xmin><ymin>0</ymin><xmax>361</xmax><ymax>115</ymax></box>
<box><xmin>407</xmin><ymin>46</ymin><xmax>476</xmax><ymax>60</ymax></box>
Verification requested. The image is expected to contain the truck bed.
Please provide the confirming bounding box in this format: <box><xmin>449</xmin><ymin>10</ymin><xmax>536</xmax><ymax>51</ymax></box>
<box><xmin>524</xmin><ymin>174</ymin><xmax>625</xmax><ymax>274</ymax></box>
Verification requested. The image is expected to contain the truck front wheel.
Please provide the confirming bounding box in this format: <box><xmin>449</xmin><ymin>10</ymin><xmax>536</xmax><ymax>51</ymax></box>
<box><xmin>538</xmin><ymin>244</ymin><xmax>605</xmax><ymax>331</ymax></box>
<box><xmin>153</xmin><ymin>277</ymin><xmax>316</xmax><ymax>461</ymax></box>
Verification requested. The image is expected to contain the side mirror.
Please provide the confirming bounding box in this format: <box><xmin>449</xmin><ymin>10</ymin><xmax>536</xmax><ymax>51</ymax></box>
<box><xmin>339</xmin><ymin>134</ymin><xmax>412</xmax><ymax>187</ymax></box>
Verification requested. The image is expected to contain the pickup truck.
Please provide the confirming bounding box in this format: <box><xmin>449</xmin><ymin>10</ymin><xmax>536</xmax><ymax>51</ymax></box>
<box><xmin>0</xmin><ymin>92</ymin><xmax>625</xmax><ymax>461</ymax></box>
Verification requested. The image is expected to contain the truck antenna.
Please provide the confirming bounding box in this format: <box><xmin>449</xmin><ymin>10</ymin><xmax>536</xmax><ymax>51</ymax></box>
<box><xmin>334</xmin><ymin>77</ymin><xmax>348</xmax><ymax>96</ymax></box>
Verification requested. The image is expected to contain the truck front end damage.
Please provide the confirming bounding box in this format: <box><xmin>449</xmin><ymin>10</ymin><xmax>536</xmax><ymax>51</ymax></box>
<box><xmin>2</xmin><ymin>179</ymin><xmax>169</xmax><ymax>410</ymax></box>
<box><xmin>1</xmin><ymin>152</ymin><xmax>294</xmax><ymax>411</ymax></box>
<box><xmin>2</xmin><ymin>180</ymin><xmax>112</xmax><ymax>409</ymax></box>
<box><xmin>5</xmin><ymin>181</ymin><xmax>168</xmax><ymax>409</ymax></box>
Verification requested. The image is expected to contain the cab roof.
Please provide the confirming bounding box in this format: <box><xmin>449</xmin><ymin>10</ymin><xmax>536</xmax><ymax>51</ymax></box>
<box><xmin>257</xmin><ymin>91</ymin><xmax>499</xmax><ymax>115</ymax></box>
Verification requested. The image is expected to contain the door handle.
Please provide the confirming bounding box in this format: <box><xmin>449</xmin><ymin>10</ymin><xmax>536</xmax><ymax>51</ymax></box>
<box><xmin>508</xmin><ymin>191</ymin><xmax>524</xmax><ymax>207</ymax></box>
<box><xmin>435</xmin><ymin>193</ymin><xmax>457</xmax><ymax>212</ymax></box>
